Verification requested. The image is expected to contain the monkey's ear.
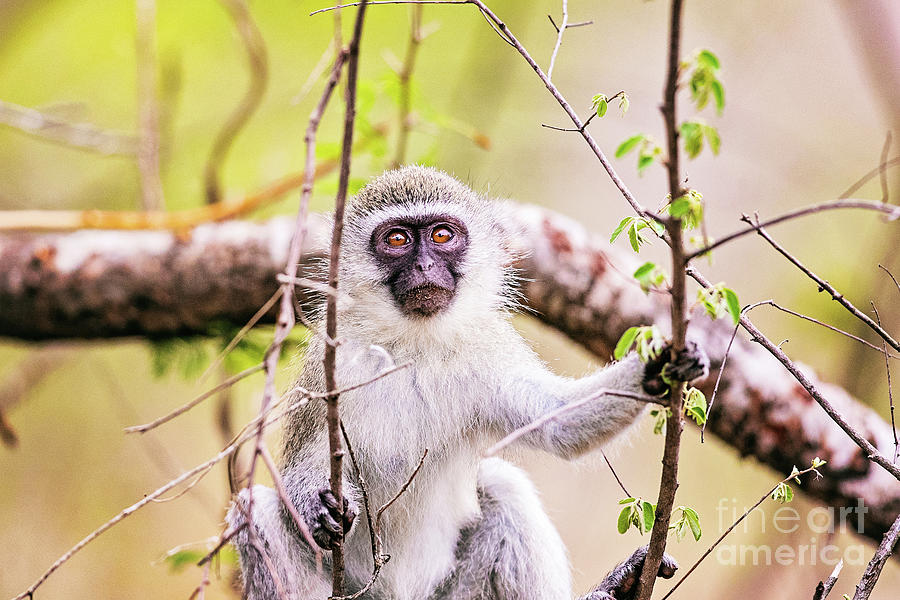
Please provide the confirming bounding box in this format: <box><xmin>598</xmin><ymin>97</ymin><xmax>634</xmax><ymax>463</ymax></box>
<box><xmin>490</xmin><ymin>199</ymin><xmax>528</xmax><ymax>267</ymax></box>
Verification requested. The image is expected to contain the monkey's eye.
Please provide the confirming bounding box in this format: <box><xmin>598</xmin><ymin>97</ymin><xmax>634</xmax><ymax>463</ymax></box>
<box><xmin>431</xmin><ymin>226</ymin><xmax>453</xmax><ymax>244</ymax></box>
<box><xmin>386</xmin><ymin>230</ymin><xmax>409</xmax><ymax>247</ymax></box>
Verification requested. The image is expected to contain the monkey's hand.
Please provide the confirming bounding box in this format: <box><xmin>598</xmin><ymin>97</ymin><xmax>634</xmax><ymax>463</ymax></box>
<box><xmin>587</xmin><ymin>545</ymin><xmax>678</xmax><ymax>600</ymax></box>
<box><xmin>309</xmin><ymin>487</ymin><xmax>358</xmax><ymax>550</ymax></box>
<box><xmin>641</xmin><ymin>341</ymin><xmax>709</xmax><ymax>396</ymax></box>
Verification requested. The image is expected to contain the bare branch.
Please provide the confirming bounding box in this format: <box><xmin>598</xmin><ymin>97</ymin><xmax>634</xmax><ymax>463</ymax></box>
<box><xmin>0</xmin><ymin>99</ymin><xmax>138</xmax><ymax>156</ymax></box>
<box><xmin>389</xmin><ymin>4</ymin><xmax>424</xmax><ymax>168</ymax></box>
<box><xmin>871</xmin><ymin>303</ymin><xmax>898</xmax><ymax>462</ymax></box>
<box><xmin>685</xmin><ymin>199</ymin><xmax>900</xmax><ymax>261</ymax></box>
<box><xmin>852</xmin><ymin>511</ymin><xmax>900</xmax><ymax>599</ymax></box>
<box><xmin>546</xmin><ymin>0</ymin><xmax>568</xmax><ymax>82</ymax></box>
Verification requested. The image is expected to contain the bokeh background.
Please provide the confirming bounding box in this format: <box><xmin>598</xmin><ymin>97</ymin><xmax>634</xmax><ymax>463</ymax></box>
<box><xmin>1</xmin><ymin>0</ymin><xmax>898</xmax><ymax>598</ymax></box>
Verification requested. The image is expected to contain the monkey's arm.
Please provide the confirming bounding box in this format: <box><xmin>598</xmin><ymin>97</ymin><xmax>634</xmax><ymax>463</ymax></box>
<box><xmin>486</xmin><ymin>343</ymin><xmax>708</xmax><ymax>459</ymax></box>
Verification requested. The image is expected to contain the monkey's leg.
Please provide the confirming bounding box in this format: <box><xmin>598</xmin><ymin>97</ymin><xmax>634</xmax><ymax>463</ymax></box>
<box><xmin>431</xmin><ymin>458</ymin><xmax>572</xmax><ymax>600</ymax></box>
<box><xmin>228</xmin><ymin>484</ymin><xmax>332</xmax><ymax>600</ymax></box>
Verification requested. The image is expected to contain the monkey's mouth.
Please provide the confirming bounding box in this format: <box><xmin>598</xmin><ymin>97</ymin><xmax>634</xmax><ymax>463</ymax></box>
<box><xmin>396</xmin><ymin>284</ymin><xmax>454</xmax><ymax>317</ymax></box>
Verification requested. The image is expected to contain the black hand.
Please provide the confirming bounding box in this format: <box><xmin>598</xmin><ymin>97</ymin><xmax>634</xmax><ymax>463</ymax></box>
<box><xmin>311</xmin><ymin>487</ymin><xmax>357</xmax><ymax>549</ymax></box>
<box><xmin>642</xmin><ymin>341</ymin><xmax>710</xmax><ymax>396</ymax></box>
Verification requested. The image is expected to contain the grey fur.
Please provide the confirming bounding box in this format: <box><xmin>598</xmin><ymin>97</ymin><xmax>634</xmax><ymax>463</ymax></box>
<box><xmin>227</xmin><ymin>167</ymin><xmax>679</xmax><ymax>600</ymax></box>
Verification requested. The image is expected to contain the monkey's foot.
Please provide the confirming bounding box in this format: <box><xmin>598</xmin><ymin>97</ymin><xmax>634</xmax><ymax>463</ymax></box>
<box><xmin>586</xmin><ymin>545</ymin><xmax>678</xmax><ymax>600</ymax></box>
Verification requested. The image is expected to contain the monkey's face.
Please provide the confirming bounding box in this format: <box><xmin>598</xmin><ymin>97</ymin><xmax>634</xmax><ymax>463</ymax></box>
<box><xmin>370</xmin><ymin>215</ymin><xmax>469</xmax><ymax>317</ymax></box>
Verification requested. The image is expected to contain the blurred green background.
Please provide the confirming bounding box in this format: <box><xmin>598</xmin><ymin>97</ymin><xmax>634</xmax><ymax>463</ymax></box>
<box><xmin>1</xmin><ymin>0</ymin><xmax>898</xmax><ymax>598</ymax></box>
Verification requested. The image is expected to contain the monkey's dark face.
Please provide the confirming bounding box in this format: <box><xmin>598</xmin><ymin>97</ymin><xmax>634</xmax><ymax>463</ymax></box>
<box><xmin>370</xmin><ymin>214</ymin><xmax>469</xmax><ymax>318</ymax></box>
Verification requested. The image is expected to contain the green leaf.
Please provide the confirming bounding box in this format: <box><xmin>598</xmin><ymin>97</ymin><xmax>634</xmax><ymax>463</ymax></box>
<box><xmin>704</xmin><ymin>125</ymin><xmax>721</xmax><ymax>155</ymax></box>
<box><xmin>711</xmin><ymin>79</ymin><xmax>725</xmax><ymax>114</ymax></box>
<box><xmin>633</xmin><ymin>262</ymin><xmax>656</xmax><ymax>279</ymax></box>
<box><xmin>680</xmin><ymin>121</ymin><xmax>704</xmax><ymax>158</ymax></box>
<box><xmin>723</xmin><ymin>288</ymin><xmax>741</xmax><ymax>324</ymax></box>
<box><xmin>614</xmin><ymin>327</ymin><xmax>641</xmax><ymax>360</ymax></box>
<box><xmin>637</xmin><ymin>153</ymin><xmax>655</xmax><ymax>174</ymax></box>
<box><xmin>163</xmin><ymin>549</ymin><xmax>206</xmax><ymax>573</ymax></box>
<box><xmin>668</xmin><ymin>197</ymin><xmax>693</xmax><ymax>219</ymax></box>
<box><xmin>697</xmin><ymin>49</ymin><xmax>720</xmax><ymax>70</ymax></box>
<box><xmin>616</xmin><ymin>134</ymin><xmax>645</xmax><ymax>158</ymax></box>
<box><xmin>685</xmin><ymin>509</ymin><xmax>702</xmax><ymax>540</ymax></box>
<box><xmin>617</xmin><ymin>506</ymin><xmax>633</xmax><ymax>534</ymax></box>
<box><xmin>642</xmin><ymin>501</ymin><xmax>656</xmax><ymax>533</ymax></box>
<box><xmin>610</xmin><ymin>217</ymin><xmax>634</xmax><ymax>243</ymax></box>
<box><xmin>597</xmin><ymin>98</ymin><xmax>608</xmax><ymax>118</ymax></box>
<box><xmin>618</xmin><ymin>497</ymin><xmax>636</xmax><ymax>505</ymax></box>
<box><xmin>619</xmin><ymin>94</ymin><xmax>630</xmax><ymax>115</ymax></box>
<box><xmin>627</xmin><ymin>223</ymin><xmax>640</xmax><ymax>252</ymax></box>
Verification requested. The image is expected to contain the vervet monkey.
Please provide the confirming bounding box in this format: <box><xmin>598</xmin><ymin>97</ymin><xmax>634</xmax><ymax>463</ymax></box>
<box><xmin>228</xmin><ymin>166</ymin><xmax>707</xmax><ymax>600</ymax></box>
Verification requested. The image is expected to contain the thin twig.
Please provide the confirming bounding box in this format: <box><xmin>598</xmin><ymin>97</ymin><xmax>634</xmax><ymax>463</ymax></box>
<box><xmin>852</xmin><ymin>511</ymin><xmax>900</xmax><ymax>599</ymax></box>
<box><xmin>762</xmin><ymin>299</ymin><xmax>898</xmax><ymax>360</ymax></box>
<box><xmin>746</xmin><ymin>217</ymin><xmax>900</xmax><ymax>353</ymax></box>
<box><xmin>0</xmin><ymin>99</ymin><xmax>138</xmax><ymax>155</ymax></box>
<box><xmin>879</xmin><ymin>132</ymin><xmax>892</xmax><ymax>204</ymax></box>
<box><xmin>483</xmin><ymin>388</ymin><xmax>662</xmax><ymax>457</ymax></box>
<box><xmin>701</xmin><ymin>300</ymin><xmax>770</xmax><ymax>442</ymax></box>
<box><xmin>871</xmin><ymin>303</ymin><xmax>898</xmax><ymax>463</ymax></box>
<box><xmin>204</xmin><ymin>0</ymin><xmax>269</xmax><ymax>204</ymax></box>
<box><xmin>125</xmin><ymin>364</ymin><xmax>263</xmax><ymax>433</ymax></box>
<box><xmin>685</xmin><ymin>199</ymin><xmax>900</xmax><ymax>261</ymax></box>
<box><xmin>879</xmin><ymin>264</ymin><xmax>900</xmax><ymax>296</ymax></box>
<box><xmin>324</xmin><ymin>2</ymin><xmax>369</xmax><ymax>594</ymax></box>
<box><xmin>376</xmin><ymin>448</ymin><xmax>428</xmax><ymax>524</ymax></box>
<box><xmin>546</xmin><ymin>0</ymin><xmax>568</xmax><ymax>82</ymax></box>
<box><xmin>660</xmin><ymin>464</ymin><xmax>824</xmax><ymax>600</ymax></box>
<box><xmin>601</xmin><ymin>450</ymin><xmax>630</xmax><ymax>497</ymax></box>
<box><xmin>135</xmin><ymin>0</ymin><xmax>165</xmax><ymax>210</ymax></box>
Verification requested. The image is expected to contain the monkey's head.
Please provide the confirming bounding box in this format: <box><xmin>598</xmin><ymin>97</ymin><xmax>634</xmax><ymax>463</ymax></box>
<box><xmin>337</xmin><ymin>166</ymin><xmax>519</xmax><ymax>342</ymax></box>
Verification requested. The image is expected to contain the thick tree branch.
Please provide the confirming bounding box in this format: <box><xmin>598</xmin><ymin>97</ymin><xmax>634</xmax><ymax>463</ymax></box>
<box><xmin>2</xmin><ymin>206</ymin><xmax>899</xmax><ymax>546</ymax></box>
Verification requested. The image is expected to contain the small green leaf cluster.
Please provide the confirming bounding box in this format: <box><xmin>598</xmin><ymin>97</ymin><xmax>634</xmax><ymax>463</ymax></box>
<box><xmin>615</xmin><ymin>134</ymin><xmax>663</xmax><ymax>175</ymax></box>
<box><xmin>683</xmin><ymin>387</ymin><xmax>707</xmax><ymax>425</ymax></box>
<box><xmin>772</xmin><ymin>458</ymin><xmax>827</xmax><ymax>504</ymax></box>
<box><xmin>592</xmin><ymin>92</ymin><xmax>629</xmax><ymax>118</ymax></box>
<box><xmin>666</xmin><ymin>189</ymin><xmax>704</xmax><ymax>230</ymax></box>
<box><xmin>610</xmin><ymin>215</ymin><xmax>665</xmax><ymax>252</ymax></box>
<box><xmin>617</xmin><ymin>497</ymin><xmax>656</xmax><ymax>534</ymax></box>
<box><xmin>614</xmin><ymin>325</ymin><xmax>666</xmax><ymax>361</ymax></box>
<box><xmin>687</xmin><ymin>49</ymin><xmax>725</xmax><ymax>115</ymax></box>
<box><xmin>670</xmin><ymin>506</ymin><xmax>702</xmax><ymax>541</ymax></box>
<box><xmin>696</xmin><ymin>283</ymin><xmax>741</xmax><ymax>324</ymax></box>
<box><xmin>633</xmin><ymin>262</ymin><xmax>668</xmax><ymax>294</ymax></box>
<box><xmin>679</xmin><ymin>119</ymin><xmax>721</xmax><ymax>159</ymax></box>
<box><xmin>771</xmin><ymin>481</ymin><xmax>794</xmax><ymax>504</ymax></box>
